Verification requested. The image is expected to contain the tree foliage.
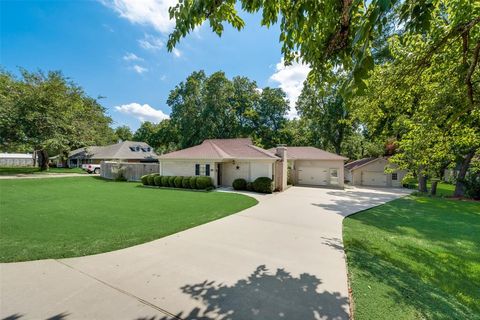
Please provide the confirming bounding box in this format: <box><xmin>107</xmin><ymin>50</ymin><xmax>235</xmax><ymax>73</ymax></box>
<box><xmin>0</xmin><ymin>69</ymin><xmax>115</xmax><ymax>169</ymax></box>
<box><xmin>114</xmin><ymin>125</ymin><xmax>133</xmax><ymax>142</ymax></box>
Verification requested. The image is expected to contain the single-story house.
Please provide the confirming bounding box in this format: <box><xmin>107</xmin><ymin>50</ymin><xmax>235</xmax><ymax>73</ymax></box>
<box><xmin>0</xmin><ymin>153</ymin><xmax>34</xmax><ymax>167</ymax></box>
<box><xmin>345</xmin><ymin>157</ymin><xmax>408</xmax><ymax>187</ymax></box>
<box><xmin>269</xmin><ymin>147</ymin><xmax>348</xmax><ymax>188</ymax></box>
<box><xmin>68</xmin><ymin>141</ymin><xmax>158</xmax><ymax>168</ymax></box>
<box><xmin>158</xmin><ymin>138</ymin><xmax>347</xmax><ymax>190</ymax></box>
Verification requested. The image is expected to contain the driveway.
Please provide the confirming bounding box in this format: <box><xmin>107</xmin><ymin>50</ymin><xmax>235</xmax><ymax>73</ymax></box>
<box><xmin>0</xmin><ymin>186</ymin><xmax>410</xmax><ymax>320</ymax></box>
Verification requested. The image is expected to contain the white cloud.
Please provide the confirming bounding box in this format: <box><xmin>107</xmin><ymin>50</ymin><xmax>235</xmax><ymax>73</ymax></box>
<box><xmin>115</xmin><ymin>103</ymin><xmax>170</xmax><ymax>122</ymax></box>
<box><xmin>100</xmin><ymin>0</ymin><xmax>177</xmax><ymax>34</ymax></box>
<box><xmin>172</xmin><ymin>47</ymin><xmax>181</xmax><ymax>57</ymax></box>
<box><xmin>270</xmin><ymin>59</ymin><xmax>311</xmax><ymax>119</ymax></box>
<box><xmin>123</xmin><ymin>52</ymin><xmax>143</xmax><ymax>61</ymax></box>
<box><xmin>132</xmin><ymin>65</ymin><xmax>148</xmax><ymax>74</ymax></box>
<box><xmin>138</xmin><ymin>34</ymin><xmax>164</xmax><ymax>50</ymax></box>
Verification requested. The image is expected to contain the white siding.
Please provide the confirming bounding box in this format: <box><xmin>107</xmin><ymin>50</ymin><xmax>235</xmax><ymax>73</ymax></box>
<box><xmin>294</xmin><ymin>160</ymin><xmax>345</xmax><ymax>188</ymax></box>
<box><xmin>160</xmin><ymin>160</ymin><xmax>216</xmax><ymax>185</ymax></box>
<box><xmin>350</xmin><ymin>158</ymin><xmax>408</xmax><ymax>187</ymax></box>
<box><xmin>250</xmin><ymin>162</ymin><xmax>272</xmax><ymax>181</ymax></box>
<box><xmin>221</xmin><ymin>161</ymin><xmax>250</xmax><ymax>186</ymax></box>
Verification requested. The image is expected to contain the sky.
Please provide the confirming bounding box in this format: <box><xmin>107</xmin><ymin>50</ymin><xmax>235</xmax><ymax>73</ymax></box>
<box><xmin>1</xmin><ymin>0</ymin><xmax>310</xmax><ymax>131</ymax></box>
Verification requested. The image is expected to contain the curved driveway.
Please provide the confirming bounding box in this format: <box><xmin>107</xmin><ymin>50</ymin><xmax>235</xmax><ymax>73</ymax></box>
<box><xmin>1</xmin><ymin>186</ymin><xmax>410</xmax><ymax>320</ymax></box>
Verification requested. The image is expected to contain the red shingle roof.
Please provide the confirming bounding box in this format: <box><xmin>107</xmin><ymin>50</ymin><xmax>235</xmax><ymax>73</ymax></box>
<box><xmin>159</xmin><ymin>138</ymin><xmax>278</xmax><ymax>160</ymax></box>
<box><xmin>344</xmin><ymin>157</ymin><xmax>377</xmax><ymax>170</ymax></box>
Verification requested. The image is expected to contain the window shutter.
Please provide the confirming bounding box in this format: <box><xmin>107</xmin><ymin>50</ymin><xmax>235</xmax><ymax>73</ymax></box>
<box><xmin>195</xmin><ymin>164</ymin><xmax>200</xmax><ymax>176</ymax></box>
<box><xmin>205</xmin><ymin>164</ymin><xmax>210</xmax><ymax>176</ymax></box>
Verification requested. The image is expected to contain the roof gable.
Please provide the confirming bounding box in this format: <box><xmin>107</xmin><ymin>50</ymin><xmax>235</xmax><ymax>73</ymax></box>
<box><xmin>159</xmin><ymin>138</ymin><xmax>278</xmax><ymax>160</ymax></box>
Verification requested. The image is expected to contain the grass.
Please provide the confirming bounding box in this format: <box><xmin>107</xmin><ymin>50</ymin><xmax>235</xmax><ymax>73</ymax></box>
<box><xmin>407</xmin><ymin>181</ymin><xmax>455</xmax><ymax>197</ymax></box>
<box><xmin>343</xmin><ymin>196</ymin><xmax>480</xmax><ymax>320</ymax></box>
<box><xmin>0</xmin><ymin>177</ymin><xmax>257</xmax><ymax>262</ymax></box>
<box><xmin>0</xmin><ymin>167</ymin><xmax>85</xmax><ymax>175</ymax></box>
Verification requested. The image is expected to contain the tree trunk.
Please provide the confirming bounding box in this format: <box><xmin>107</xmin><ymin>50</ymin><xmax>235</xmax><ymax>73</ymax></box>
<box><xmin>454</xmin><ymin>149</ymin><xmax>475</xmax><ymax>197</ymax></box>
<box><xmin>430</xmin><ymin>180</ymin><xmax>438</xmax><ymax>196</ymax></box>
<box><xmin>37</xmin><ymin>149</ymin><xmax>49</xmax><ymax>171</ymax></box>
<box><xmin>418</xmin><ymin>170</ymin><xmax>428</xmax><ymax>193</ymax></box>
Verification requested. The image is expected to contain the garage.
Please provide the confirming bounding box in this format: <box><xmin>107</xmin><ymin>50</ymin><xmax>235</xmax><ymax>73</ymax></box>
<box><xmin>361</xmin><ymin>171</ymin><xmax>387</xmax><ymax>186</ymax></box>
<box><xmin>298</xmin><ymin>166</ymin><xmax>329</xmax><ymax>186</ymax></box>
<box><xmin>269</xmin><ymin>147</ymin><xmax>347</xmax><ymax>188</ymax></box>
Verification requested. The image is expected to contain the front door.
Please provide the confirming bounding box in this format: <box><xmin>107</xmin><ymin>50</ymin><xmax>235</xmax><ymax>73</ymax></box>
<box><xmin>217</xmin><ymin>163</ymin><xmax>222</xmax><ymax>186</ymax></box>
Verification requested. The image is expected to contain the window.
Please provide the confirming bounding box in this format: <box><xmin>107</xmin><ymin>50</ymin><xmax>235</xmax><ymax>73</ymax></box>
<box><xmin>392</xmin><ymin>173</ymin><xmax>398</xmax><ymax>180</ymax></box>
<box><xmin>195</xmin><ymin>164</ymin><xmax>210</xmax><ymax>176</ymax></box>
<box><xmin>195</xmin><ymin>164</ymin><xmax>200</xmax><ymax>176</ymax></box>
<box><xmin>205</xmin><ymin>164</ymin><xmax>210</xmax><ymax>176</ymax></box>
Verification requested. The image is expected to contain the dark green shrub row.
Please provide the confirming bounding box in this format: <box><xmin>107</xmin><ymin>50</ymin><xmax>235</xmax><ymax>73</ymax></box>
<box><xmin>141</xmin><ymin>173</ymin><xmax>214</xmax><ymax>190</ymax></box>
<box><xmin>232</xmin><ymin>177</ymin><xmax>273</xmax><ymax>193</ymax></box>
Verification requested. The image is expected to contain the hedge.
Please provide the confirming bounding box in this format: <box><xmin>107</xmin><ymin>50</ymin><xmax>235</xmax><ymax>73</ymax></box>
<box><xmin>246</xmin><ymin>182</ymin><xmax>254</xmax><ymax>191</ymax></box>
<box><xmin>232</xmin><ymin>178</ymin><xmax>247</xmax><ymax>190</ymax></box>
<box><xmin>154</xmin><ymin>175</ymin><xmax>162</xmax><ymax>186</ymax></box>
<box><xmin>196</xmin><ymin>176</ymin><xmax>213</xmax><ymax>189</ymax></box>
<box><xmin>174</xmin><ymin>176</ymin><xmax>183</xmax><ymax>188</ymax></box>
<box><xmin>253</xmin><ymin>177</ymin><xmax>273</xmax><ymax>193</ymax></box>
<box><xmin>168</xmin><ymin>176</ymin><xmax>176</xmax><ymax>187</ymax></box>
<box><xmin>147</xmin><ymin>173</ymin><xmax>158</xmax><ymax>186</ymax></box>
<box><xmin>161</xmin><ymin>176</ymin><xmax>170</xmax><ymax>187</ymax></box>
<box><xmin>182</xmin><ymin>177</ymin><xmax>191</xmax><ymax>188</ymax></box>
<box><xmin>189</xmin><ymin>176</ymin><xmax>198</xmax><ymax>189</ymax></box>
<box><xmin>142</xmin><ymin>174</ymin><xmax>215</xmax><ymax>191</ymax></box>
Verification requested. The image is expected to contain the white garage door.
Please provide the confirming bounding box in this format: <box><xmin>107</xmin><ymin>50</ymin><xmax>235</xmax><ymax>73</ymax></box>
<box><xmin>362</xmin><ymin>171</ymin><xmax>387</xmax><ymax>186</ymax></box>
<box><xmin>298</xmin><ymin>166</ymin><xmax>329</xmax><ymax>186</ymax></box>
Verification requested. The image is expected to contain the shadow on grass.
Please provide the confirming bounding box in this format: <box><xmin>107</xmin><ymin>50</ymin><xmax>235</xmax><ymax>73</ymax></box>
<box><xmin>344</xmin><ymin>196</ymin><xmax>480</xmax><ymax>319</ymax></box>
<box><xmin>137</xmin><ymin>265</ymin><xmax>349</xmax><ymax>320</ymax></box>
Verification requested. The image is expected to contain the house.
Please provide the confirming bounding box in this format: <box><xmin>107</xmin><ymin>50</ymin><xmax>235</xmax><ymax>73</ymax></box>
<box><xmin>67</xmin><ymin>141</ymin><xmax>158</xmax><ymax>168</ymax></box>
<box><xmin>269</xmin><ymin>147</ymin><xmax>347</xmax><ymax>188</ymax></box>
<box><xmin>0</xmin><ymin>153</ymin><xmax>34</xmax><ymax>167</ymax></box>
<box><xmin>345</xmin><ymin>157</ymin><xmax>408</xmax><ymax>187</ymax></box>
<box><xmin>158</xmin><ymin>138</ymin><xmax>347</xmax><ymax>190</ymax></box>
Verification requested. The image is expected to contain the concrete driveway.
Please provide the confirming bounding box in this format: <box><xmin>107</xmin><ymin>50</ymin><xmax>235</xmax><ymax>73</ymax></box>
<box><xmin>1</xmin><ymin>186</ymin><xmax>410</xmax><ymax>320</ymax></box>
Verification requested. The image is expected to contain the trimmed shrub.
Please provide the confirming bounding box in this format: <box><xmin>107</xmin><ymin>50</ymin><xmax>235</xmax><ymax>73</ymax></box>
<box><xmin>154</xmin><ymin>175</ymin><xmax>162</xmax><ymax>186</ymax></box>
<box><xmin>196</xmin><ymin>176</ymin><xmax>213</xmax><ymax>190</ymax></box>
<box><xmin>189</xmin><ymin>176</ymin><xmax>198</xmax><ymax>189</ymax></box>
<box><xmin>147</xmin><ymin>173</ymin><xmax>158</xmax><ymax>186</ymax></box>
<box><xmin>161</xmin><ymin>176</ymin><xmax>170</xmax><ymax>187</ymax></box>
<box><xmin>246</xmin><ymin>182</ymin><xmax>254</xmax><ymax>191</ymax></box>
<box><xmin>182</xmin><ymin>177</ymin><xmax>191</xmax><ymax>188</ymax></box>
<box><xmin>253</xmin><ymin>177</ymin><xmax>273</xmax><ymax>193</ymax></box>
<box><xmin>140</xmin><ymin>175</ymin><xmax>149</xmax><ymax>185</ymax></box>
<box><xmin>174</xmin><ymin>176</ymin><xmax>183</xmax><ymax>188</ymax></box>
<box><xmin>232</xmin><ymin>178</ymin><xmax>247</xmax><ymax>190</ymax></box>
<box><xmin>168</xmin><ymin>176</ymin><xmax>176</xmax><ymax>187</ymax></box>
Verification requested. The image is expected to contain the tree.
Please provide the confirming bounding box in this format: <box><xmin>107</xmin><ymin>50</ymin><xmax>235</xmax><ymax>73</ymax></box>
<box><xmin>296</xmin><ymin>78</ymin><xmax>352</xmax><ymax>155</ymax></box>
<box><xmin>0</xmin><ymin>69</ymin><xmax>115</xmax><ymax>170</ymax></box>
<box><xmin>168</xmin><ymin>0</ymin><xmax>480</xmax><ymax>105</ymax></box>
<box><xmin>133</xmin><ymin>121</ymin><xmax>160</xmax><ymax>147</ymax></box>
<box><xmin>114</xmin><ymin>125</ymin><xmax>133</xmax><ymax>141</ymax></box>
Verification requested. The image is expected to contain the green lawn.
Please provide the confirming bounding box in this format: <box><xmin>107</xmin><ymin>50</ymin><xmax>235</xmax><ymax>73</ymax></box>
<box><xmin>0</xmin><ymin>167</ymin><xmax>85</xmax><ymax>175</ymax></box>
<box><xmin>343</xmin><ymin>196</ymin><xmax>480</xmax><ymax>320</ymax></box>
<box><xmin>0</xmin><ymin>177</ymin><xmax>257</xmax><ymax>262</ymax></box>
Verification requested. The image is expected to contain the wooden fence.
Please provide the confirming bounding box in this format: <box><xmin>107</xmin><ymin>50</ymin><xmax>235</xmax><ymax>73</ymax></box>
<box><xmin>100</xmin><ymin>161</ymin><xmax>159</xmax><ymax>181</ymax></box>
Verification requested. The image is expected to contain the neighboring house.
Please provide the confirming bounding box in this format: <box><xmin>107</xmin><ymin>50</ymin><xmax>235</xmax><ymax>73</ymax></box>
<box><xmin>345</xmin><ymin>157</ymin><xmax>408</xmax><ymax>187</ymax></box>
<box><xmin>159</xmin><ymin>138</ymin><xmax>347</xmax><ymax>190</ymax></box>
<box><xmin>67</xmin><ymin>141</ymin><xmax>158</xmax><ymax>168</ymax></box>
<box><xmin>0</xmin><ymin>153</ymin><xmax>34</xmax><ymax>167</ymax></box>
<box><xmin>269</xmin><ymin>147</ymin><xmax>347</xmax><ymax>188</ymax></box>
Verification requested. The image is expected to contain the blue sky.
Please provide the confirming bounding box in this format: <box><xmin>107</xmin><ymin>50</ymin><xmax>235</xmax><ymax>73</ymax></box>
<box><xmin>1</xmin><ymin>0</ymin><xmax>309</xmax><ymax>131</ymax></box>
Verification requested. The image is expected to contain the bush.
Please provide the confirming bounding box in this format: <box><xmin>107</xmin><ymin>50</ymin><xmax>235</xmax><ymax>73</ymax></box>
<box><xmin>196</xmin><ymin>176</ymin><xmax>214</xmax><ymax>189</ymax></box>
<box><xmin>161</xmin><ymin>176</ymin><xmax>170</xmax><ymax>187</ymax></box>
<box><xmin>147</xmin><ymin>174</ymin><xmax>158</xmax><ymax>186</ymax></box>
<box><xmin>174</xmin><ymin>176</ymin><xmax>183</xmax><ymax>188</ymax></box>
<box><xmin>232</xmin><ymin>178</ymin><xmax>247</xmax><ymax>190</ymax></box>
<box><xmin>141</xmin><ymin>175</ymin><xmax>149</xmax><ymax>185</ymax></box>
<box><xmin>462</xmin><ymin>174</ymin><xmax>480</xmax><ymax>200</ymax></box>
<box><xmin>189</xmin><ymin>176</ymin><xmax>198</xmax><ymax>189</ymax></box>
<box><xmin>168</xmin><ymin>176</ymin><xmax>176</xmax><ymax>187</ymax></box>
<box><xmin>182</xmin><ymin>177</ymin><xmax>191</xmax><ymax>188</ymax></box>
<box><xmin>154</xmin><ymin>175</ymin><xmax>162</xmax><ymax>186</ymax></box>
<box><xmin>246</xmin><ymin>182</ymin><xmax>254</xmax><ymax>191</ymax></box>
<box><xmin>253</xmin><ymin>177</ymin><xmax>273</xmax><ymax>193</ymax></box>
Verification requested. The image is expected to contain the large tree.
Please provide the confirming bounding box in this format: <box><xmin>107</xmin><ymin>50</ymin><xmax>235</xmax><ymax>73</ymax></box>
<box><xmin>114</xmin><ymin>125</ymin><xmax>133</xmax><ymax>142</ymax></box>
<box><xmin>168</xmin><ymin>0</ymin><xmax>479</xmax><ymax>107</ymax></box>
<box><xmin>0</xmin><ymin>69</ymin><xmax>115</xmax><ymax>170</ymax></box>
